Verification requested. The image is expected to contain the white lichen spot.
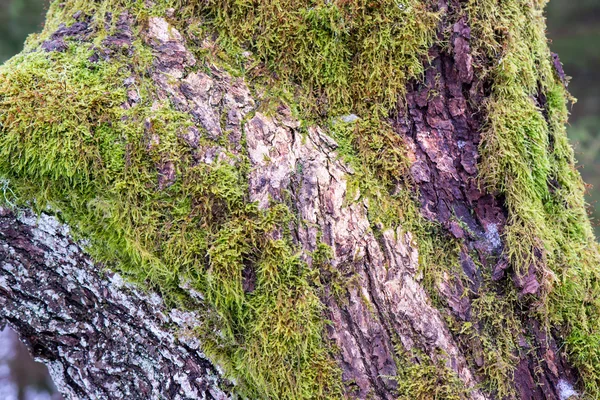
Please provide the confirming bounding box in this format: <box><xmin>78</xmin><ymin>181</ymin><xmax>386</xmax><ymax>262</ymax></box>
<box><xmin>44</xmin><ymin>289</ymin><xmax>60</xmax><ymax>301</ymax></box>
<box><xmin>149</xmin><ymin>292</ymin><xmax>163</xmax><ymax>306</ymax></box>
<box><xmin>17</xmin><ymin>212</ymin><xmax>38</xmax><ymax>227</ymax></box>
<box><xmin>339</xmin><ymin>114</ymin><xmax>359</xmax><ymax>123</ymax></box>
<box><xmin>46</xmin><ymin>361</ymin><xmax>67</xmax><ymax>390</ymax></box>
<box><xmin>1</xmin><ymin>262</ymin><xmax>14</xmax><ymax>273</ymax></box>
<box><xmin>484</xmin><ymin>223</ymin><xmax>502</xmax><ymax>252</ymax></box>
<box><xmin>557</xmin><ymin>379</ymin><xmax>578</xmax><ymax>400</ymax></box>
<box><xmin>0</xmin><ymin>276</ymin><xmax>11</xmax><ymax>293</ymax></box>
<box><xmin>110</xmin><ymin>273</ymin><xmax>125</xmax><ymax>289</ymax></box>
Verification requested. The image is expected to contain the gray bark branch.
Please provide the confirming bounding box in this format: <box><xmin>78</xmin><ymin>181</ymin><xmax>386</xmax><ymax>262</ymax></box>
<box><xmin>0</xmin><ymin>207</ymin><xmax>231</xmax><ymax>400</ymax></box>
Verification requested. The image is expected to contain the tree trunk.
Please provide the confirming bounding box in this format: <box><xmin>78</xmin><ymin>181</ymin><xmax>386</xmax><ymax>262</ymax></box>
<box><xmin>0</xmin><ymin>1</ymin><xmax>597</xmax><ymax>399</ymax></box>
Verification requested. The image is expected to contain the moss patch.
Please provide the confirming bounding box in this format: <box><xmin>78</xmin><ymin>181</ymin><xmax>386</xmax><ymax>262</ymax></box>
<box><xmin>0</xmin><ymin>16</ymin><xmax>343</xmax><ymax>399</ymax></box>
<box><xmin>393</xmin><ymin>347</ymin><xmax>470</xmax><ymax>400</ymax></box>
<box><xmin>174</xmin><ymin>0</ymin><xmax>439</xmax><ymax>116</ymax></box>
<box><xmin>467</xmin><ymin>0</ymin><xmax>600</xmax><ymax>394</ymax></box>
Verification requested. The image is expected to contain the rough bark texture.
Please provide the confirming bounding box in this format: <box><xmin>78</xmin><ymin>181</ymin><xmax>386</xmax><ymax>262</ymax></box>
<box><xmin>0</xmin><ymin>207</ymin><xmax>231</xmax><ymax>400</ymax></box>
<box><xmin>0</xmin><ymin>1</ymin><xmax>591</xmax><ymax>399</ymax></box>
<box><xmin>396</xmin><ymin>18</ymin><xmax>578</xmax><ymax>400</ymax></box>
<box><xmin>143</xmin><ymin>16</ymin><xmax>485</xmax><ymax>398</ymax></box>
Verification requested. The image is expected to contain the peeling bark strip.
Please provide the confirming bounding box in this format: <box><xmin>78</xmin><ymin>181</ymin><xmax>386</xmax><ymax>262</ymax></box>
<box><xmin>0</xmin><ymin>208</ymin><xmax>231</xmax><ymax>400</ymax></box>
<box><xmin>145</xmin><ymin>17</ymin><xmax>485</xmax><ymax>399</ymax></box>
<box><xmin>245</xmin><ymin>112</ymin><xmax>485</xmax><ymax>399</ymax></box>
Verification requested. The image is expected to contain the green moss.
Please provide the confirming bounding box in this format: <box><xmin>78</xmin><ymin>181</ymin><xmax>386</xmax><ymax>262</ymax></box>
<box><xmin>393</xmin><ymin>347</ymin><xmax>470</xmax><ymax>400</ymax></box>
<box><xmin>0</xmin><ymin>19</ymin><xmax>343</xmax><ymax>399</ymax></box>
<box><xmin>174</xmin><ymin>0</ymin><xmax>439</xmax><ymax>116</ymax></box>
<box><xmin>455</xmin><ymin>281</ymin><xmax>523</xmax><ymax>398</ymax></box>
<box><xmin>468</xmin><ymin>0</ymin><xmax>600</xmax><ymax>395</ymax></box>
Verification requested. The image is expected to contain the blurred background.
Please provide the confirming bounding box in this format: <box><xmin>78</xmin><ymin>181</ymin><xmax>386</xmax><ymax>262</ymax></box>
<box><xmin>0</xmin><ymin>0</ymin><xmax>599</xmax><ymax>398</ymax></box>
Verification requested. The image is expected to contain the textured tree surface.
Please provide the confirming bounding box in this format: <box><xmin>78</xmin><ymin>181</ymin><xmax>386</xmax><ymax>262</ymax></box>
<box><xmin>0</xmin><ymin>208</ymin><xmax>230</xmax><ymax>399</ymax></box>
<box><xmin>0</xmin><ymin>1</ymin><xmax>598</xmax><ymax>399</ymax></box>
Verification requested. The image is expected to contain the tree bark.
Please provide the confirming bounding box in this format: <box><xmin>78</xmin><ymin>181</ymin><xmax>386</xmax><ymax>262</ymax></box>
<box><xmin>0</xmin><ymin>207</ymin><xmax>231</xmax><ymax>399</ymax></box>
<box><xmin>0</xmin><ymin>1</ymin><xmax>593</xmax><ymax>399</ymax></box>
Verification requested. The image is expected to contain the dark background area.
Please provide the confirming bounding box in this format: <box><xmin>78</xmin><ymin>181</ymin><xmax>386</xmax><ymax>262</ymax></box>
<box><xmin>0</xmin><ymin>0</ymin><xmax>49</xmax><ymax>62</ymax></box>
<box><xmin>0</xmin><ymin>0</ymin><xmax>598</xmax><ymax>398</ymax></box>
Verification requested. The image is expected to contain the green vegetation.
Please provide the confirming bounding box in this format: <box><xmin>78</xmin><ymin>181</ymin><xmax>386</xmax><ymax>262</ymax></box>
<box><xmin>394</xmin><ymin>347</ymin><xmax>470</xmax><ymax>400</ymax></box>
<box><xmin>454</xmin><ymin>280</ymin><xmax>523</xmax><ymax>398</ymax></box>
<box><xmin>178</xmin><ymin>0</ymin><xmax>439</xmax><ymax>116</ymax></box>
<box><xmin>546</xmin><ymin>0</ymin><xmax>600</xmax><ymax>238</ymax></box>
<box><xmin>1</xmin><ymin>0</ymin><xmax>600</xmax><ymax>398</ymax></box>
<box><xmin>466</xmin><ymin>0</ymin><xmax>600</xmax><ymax>395</ymax></box>
<box><xmin>0</xmin><ymin>17</ymin><xmax>342</xmax><ymax>399</ymax></box>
